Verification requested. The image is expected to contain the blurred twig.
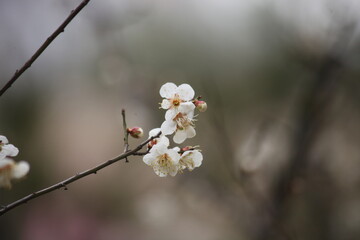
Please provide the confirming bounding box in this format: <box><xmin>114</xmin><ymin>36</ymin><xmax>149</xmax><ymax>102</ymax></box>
<box><xmin>0</xmin><ymin>0</ymin><xmax>91</xmax><ymax>97</ymax></box>
<box><xmin>258</xmin><ymin>23</ymin><xmax>354</xmax><ymax>240</ymax></box>
<box><xmin>0</xmin><ymin>131</ymin><xmax>161</xmax><ymax>216</ymax></box>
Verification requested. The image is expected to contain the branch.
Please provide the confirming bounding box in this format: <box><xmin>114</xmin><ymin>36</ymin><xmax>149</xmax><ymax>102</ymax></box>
<box><xmin>122</xmin><ymin>109</ymin><xmax>130</xmax><ymax>162</ymax></box>
<box><xmin>0</xmin><ymin>0</ymin><xmax>91</xmax><ymax>97</ymax></box>
<box><xmin>0</xmin><ymin>131</ymin><xmax>161</xmax><ymax>216</ymax></box>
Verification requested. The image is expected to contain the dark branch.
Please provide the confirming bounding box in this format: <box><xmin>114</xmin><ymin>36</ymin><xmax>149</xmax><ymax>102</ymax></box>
<box><xmin>0</xmin><ymin>0</ymin><xmax>91</xmax><ymax>97</ymax></box>
<box><xmin>122</xmin><ymin>109</ymin><xmax>130</xmax><ymax>162</ymax></box>
<box><xmin>0</xmin><ymin>131</ymin><xmax>161</xmax><ymax>216</ymax></box>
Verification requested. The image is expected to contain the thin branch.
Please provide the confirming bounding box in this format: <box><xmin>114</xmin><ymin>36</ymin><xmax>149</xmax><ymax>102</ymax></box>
<box><xmin>0</xmin><ymin>131</ymin><xmax>161</xmax><ymax>216</ymax></box>
<box><xmin>122</xmin><ymin>109</ymin><xmax>130</xmax><ymax>162</ymax></box>
<box><xmin>0</xmin><ymin>0</ymin><xmax>91</xmax><ymax>97</ymax></box>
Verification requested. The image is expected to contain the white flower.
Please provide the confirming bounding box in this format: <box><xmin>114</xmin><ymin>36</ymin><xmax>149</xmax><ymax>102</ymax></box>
<box><xmin>179</xmin><ymin>150</ymin><xmax>203</xmax><ymax>171</ymax></box>
<box><xmin>161</xmin><ymin>111</ymin><xmax>196</xmax><ymax>144</ymax></box>
<box><xmin>147</xmin><ymin>128</ymin><xmax>169</xmax><ymax>149</ymax></box>
<box><xmin>143</xmin><ymin>143</ymin><xmax>181</xmax><ymax>177</ymax></box>
<box><xmin>0</xmin><ymin>135</ymin><xmax>19</xmax><ymax>160</ymax></box>
<box><xmin>160</xmin><ymin>83</ymin><xmax>196</xmax><ymax>120</ymax></box>
<box><xmin>0</xmin><ymin>158</ymin><xmax>30</xmax><ymax>189</ymax></box>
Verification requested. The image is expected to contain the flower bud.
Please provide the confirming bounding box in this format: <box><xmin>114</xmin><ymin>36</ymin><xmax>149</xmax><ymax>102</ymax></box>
<box><xmin>180</xmin><ymin>146</ymin><xmax>193</xmax><ymax>152</ymax></box>
<box><xmin>147</xmin><ymin>139</ymin><xmax>158</xmax><ymax>149</ymax></box>
<box><xmin>194</xmin><ymin>100</ymin><xmax>207</xmax><ymax>112</ymax></box>
<box><xmin>127</xmin><ymin>127</ymin><xmax>144</xmax><ymax>139</ymax></box>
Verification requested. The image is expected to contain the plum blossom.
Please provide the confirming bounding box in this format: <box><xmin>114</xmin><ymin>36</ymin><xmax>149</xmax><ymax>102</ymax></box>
<box><xmin>143</xmin><ymin>83</ymin><xmax>206</xmax><ymax>177</ymax></box>
<box><xmin>0</xmin><ymin>135</ymin><xmax>29</xmax><ymax>189</ymax></box>
<box><xmin>160</xmin><ymin>83</ymin><xmax>195</xmax><ymax>120</ymax></box>
<box><xmin>179</xmin><ymin>149</ymin><xmax>203</xmax><ymax>171</ymax></box>
<box><xmin>143</xmin><ymin>142</ymin><xmax>181</xmax><ymax>177</ymax></box>
<box><xmin>0</xmin><ymin>158</ymin><xmax>30</xmax><ymax>189</ymax></box>
<box><xmin>0</xmin><ymin>135</ymin><xmax>19</xmax><ymax>160</ymax></box>
<box><xmin>161</xmin><ymin>111</ymin><xmax>196</xmax><ymax>144</ymax></box>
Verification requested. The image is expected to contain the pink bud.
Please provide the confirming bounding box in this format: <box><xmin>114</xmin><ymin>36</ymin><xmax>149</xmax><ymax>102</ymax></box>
<box><xmin>181</xmin><ymin>146</ymin><xmax>192</xmax><ymax>152</ymax></box>
<box><xmin>127</xmin><ymin>127</ymin><xmax>144</xmax><ymax>139</ymax></box>
<box><xmin>194</xmin><ymin>100</ymin><xmax>207</xmax><ymax>112</ymax></box>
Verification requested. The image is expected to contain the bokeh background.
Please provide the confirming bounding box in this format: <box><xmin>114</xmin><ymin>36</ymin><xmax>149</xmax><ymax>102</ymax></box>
<box><xmin>1</xmin><ymin>0</ymin><xmax>360</xmax><ymax>239</ymax></box>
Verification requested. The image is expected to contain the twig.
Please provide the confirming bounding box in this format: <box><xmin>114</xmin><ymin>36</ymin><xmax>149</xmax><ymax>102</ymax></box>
<box><xmin>121</xmin><ymin>109</ymin><xmax>130</xmax><ymax>162</ymax></box>
<box><xmin>257</xmin><ymin>23</ymin><xmax>354</xmax><ymax>240</ymax></box>
<box><xmin>0</xmin><ymin>0</ymin><xmax>91</xmax><ymax>97</ymax></box>
<box><xmin>0</xmin><ymin>131</ymin><xmax>161</xmax><ymax>216</ymax></box>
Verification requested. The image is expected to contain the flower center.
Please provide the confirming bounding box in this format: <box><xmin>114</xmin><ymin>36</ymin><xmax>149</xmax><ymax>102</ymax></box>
<box><xmin>173</xmin><ymin>113</ymin><xmax>194</xmax><ymax>130</ymax></box>
<box><xmin>157</xmin><ymin>153</ymin><xmax>172</xmax><ymax>168</ymax></box>
<box><xmin>180</xmin><ymin>154</ymin><xmax>195</xmax><ymax>170</ymax></box>
<box><xmin>171</xmin><ymin>94</ymin><xmax>181</xmax><ymax>107</ymax></box>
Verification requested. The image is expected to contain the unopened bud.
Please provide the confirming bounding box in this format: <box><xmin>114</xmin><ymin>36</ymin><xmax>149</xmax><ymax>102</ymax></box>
<box><xmin>181</xmin><ymin>146</ymin><xmax>193</xmax><ymax>152</ymax></box>
<box><xmin>147</xmin><ymin>139</ymin><xmax>157</xmax><ymax>149</ymax></box>
<box><xmin>194</xmin><ymin>100</ymin><xmax>207</xmax><ymax>112</ymax></box>
<box><xmin>127</xmin><ymin>127</ymin><xmax>144</xmax><ymax>139</ymax></box>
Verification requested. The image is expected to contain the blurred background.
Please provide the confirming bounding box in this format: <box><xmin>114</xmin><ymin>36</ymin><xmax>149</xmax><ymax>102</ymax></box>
<box><xmin>1</xmin><ymin>0</ymin><xmax>360</xmax><ymax>239</ymax></box>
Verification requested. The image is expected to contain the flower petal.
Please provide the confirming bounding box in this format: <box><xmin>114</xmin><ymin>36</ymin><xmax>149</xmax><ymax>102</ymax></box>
<box><xmin>1</xmin><ymin>144</ymin><xmax>19</xmax><ymax>157</ymax></box>
<box><xmin>143</xmin><ymin>152</ymin><xmax>157</xmax><ymax>165</ymax></box>
<box><xmin>0</xmin><ymin>136</ymin><xmax>9</xmax><ymax>144</ymax></box>
<box><xmin>161</xmin><ymin>120</ymin><xmax>177</xmax><ymax>135</ymax></box>
<box><xmin>149</xmin><ymin>128</ymin><xmax>161</xmax><ymax>138</ymax></box>
<box><xmin>0</xmin><ymin>158</ymin><xmax>13</xmax><ymax>168</ymax></box>
<box><xmin>178</xmin><ymin>102</ymin><xmax>195</xmax><ymax>114</ymax></box>
<box><xmin>151</xmin><ymin>142</ymin><xmax>168</xmax><ymax>155</ymax></box>
<box><xmin>157</xmin><ymin>136</ymin><xmax>170</xmax><ymax>147</ymax></box>
<box><xmin>177</xmin><ymin>84</ymin><xmax>195</xmax><ymax>101</ymax></box>
<box><xmin>167</xmin><ymin>149</ymin><xmax>181</xmax><ymax>164</ymax></box>
<box><xmin>165</xmin><ymin>109</ymin><xmax>177</xmax><ymax>121</ymax></box>
<box><xmin>185</xmin><ymin>126</ymin><xmax>196</xmax><ymax>139</ymax></box>
<box><xmin>160</xmin><ymin>82</ymin><xmax>177</xmax><ymax>98</ymax></box>
<box><xmin>154</xmin><ymin>168</ymin><xmax>167</xmax><ymax>177</ymax></box>
<box><xmin>11</xmin><ymin>161</ymin><xmax>30</xmax><ymax>179</ymax></box>
<box><xmin>173</xmin><ymin>130</ymin><xmax>187</xmax><ymax>144</ymax></box>
<box><xmin>191</xmin><ymin>151</ymin><xmax>203</xmax><ymax>168</ymax></box>
<box><xmin>161</xmin><ymin>99</ymin><xmax>171</xmax><ymax>110</ymax></box>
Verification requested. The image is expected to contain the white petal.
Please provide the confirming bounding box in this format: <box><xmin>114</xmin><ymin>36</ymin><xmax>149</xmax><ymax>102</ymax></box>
<box><xmin>161</xmin><ymin>99</ymin><xmax>171</xmax><ymax>110</ymax></box>
<box><xmin>172</xmin><ymin>147</ymin><xmax>180</xmax><ymax>152</ymax></box>
<box><xmin>161</xmin><ymin>120</ymin><xmax>177</xmax><ymax>135</ymax></box>
<box><xmin>177</xmin><ymin>84</ymin><xmax>195</xmax><ymax>101</ymax></box>
<box><xmin>169</xmin><ymin>168</ymin><xmax>178</xmax><ymax>177</ymax></box>
<box><xmin>187</xmin><ymin>109</ymin><xmax>194</xmax><ymax>119</ymax></box>
<box><xmin>0</xmin><ymin>136</ymin><xmax>9</xmax><ymax>144</ymax></box>
<box><xmin>191</xmin><ymin>151</ymin><xmax>203</xmax><ymax>168</ymax></box>
<box><xmin>1</xmin><ymin>144</ymin><xmax>19</xmax><ymax>157</ymax></box>
<box><xmin>152</xmin><ymin>143</ymin><xmax>168</xmax><ymax>155</ymax></box>
<box><xmin>173</xmin><ymin>130</ymin><xmax>187</xmax><ymax>144</ymax></box>
<box><xmin>149</xmin><ymin>128</ymin><xmax>161</xmax><ymax>138</ymax></box>
<box><xmin>143</xmin><ymin>152</ymin><xmax>156</xmax><ymax>165</ymax></box>
<box><xmin>0</xmin><ymin>158</ymin><xmax>14</xmax><ymax>168</ymax></box>
<box><xmin>160</xmin><ymin>82</ymin><xmax>177</xmax><ymax>98</ymax></box>
<box><xmin>154</xmin><ymin>169</ymin><xmax>167</xmax><ymax>177</ymax></box>
<box><xmin>178</xmin><ymin>102</ymin><xmax>195</xmax><ymax>114</ymax></box>
<box><xmin>11</xmin><ymin>161</ymin><xmax>30</xmax><ymax>179</ymax></box>
<box><xmin>157</xmin><ymin>136</ymin><xmax>170</xmax><ymax>147</ymax></box>
<box><xmin>165</xmin><ymin>109</ymin><xmax>177</xmax><ymax>121</ymax></box>
<box><xmin>167</xmin><ymin>149</ymin><xmax>181</xmax><ymax>164</ymax></box>
<box><xmin>185</xmin><ymin>126</ymin><xmax>196</xmax><ymax>139</ymax></box>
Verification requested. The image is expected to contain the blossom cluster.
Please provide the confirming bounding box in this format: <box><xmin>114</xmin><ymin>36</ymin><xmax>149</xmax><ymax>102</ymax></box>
<box><xmin>142</xmin><ymin>83</ymin><xmax>206</xmax><ymax>177</ymax></box>
<box><xmin>0</xmin><ymin>135</ymin><xmax>29</xmax><ymax>189</ymax></box>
